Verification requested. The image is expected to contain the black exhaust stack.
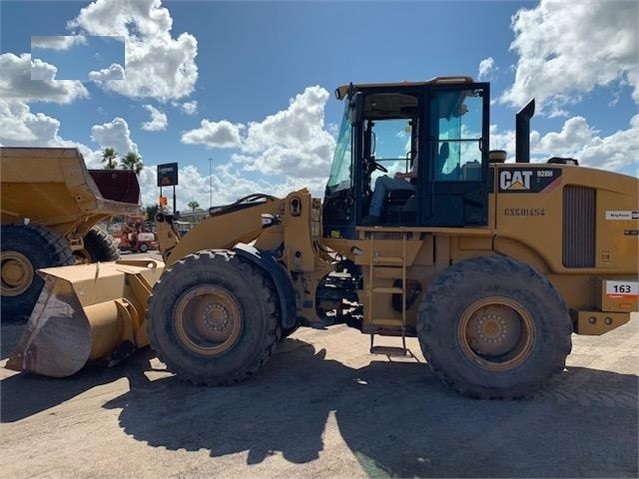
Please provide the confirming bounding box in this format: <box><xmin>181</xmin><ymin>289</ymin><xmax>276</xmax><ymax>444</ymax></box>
<box><xmin>515</xmin><ymin>99</ymin><xmax>535</xmax><ymax>163</ymax></box>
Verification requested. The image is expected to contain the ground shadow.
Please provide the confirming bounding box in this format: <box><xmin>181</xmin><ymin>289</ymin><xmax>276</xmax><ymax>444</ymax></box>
<box><xmin>1</xmin><ymin>320</ymin><xmax>27</xmax><ymax>360</ymax></box>
<box><xmin>1</xmin><ymin>348</ymin><xmax>157</xmax><ymax>423</ymax></box>
<box><xmin>101</xmin><ymin>338</ymin><xmax>638</xmax><ymax>478</ymax></box>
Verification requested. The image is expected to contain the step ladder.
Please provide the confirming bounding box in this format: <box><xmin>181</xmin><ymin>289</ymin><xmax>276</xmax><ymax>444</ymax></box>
<box><xmin>368</xmin><ymin>232</ymin><xmax>410</xmax><ymax>357</ymax></box>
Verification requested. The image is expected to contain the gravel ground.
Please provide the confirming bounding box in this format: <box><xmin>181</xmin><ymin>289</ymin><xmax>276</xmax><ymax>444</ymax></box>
<box><xmin>1</xmin><ymin>298</ymin><xmax>636</xmax><ymax>478</ymax></box>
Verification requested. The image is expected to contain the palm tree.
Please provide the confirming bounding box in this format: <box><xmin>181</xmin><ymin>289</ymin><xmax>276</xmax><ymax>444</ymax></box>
<box><xmin>101</xmin><ymin>147</ymin><xmax>118</xmax><ymax>170</ymax></box>
<box><xmin>188</xmin><ymin>200</ymin><xmax>200</xmax><ymax>212</ymax></box>
<box><xmin>120</xmin><ymin>151</ymin><xmax>143</xmax><ymax>175</ymax></box>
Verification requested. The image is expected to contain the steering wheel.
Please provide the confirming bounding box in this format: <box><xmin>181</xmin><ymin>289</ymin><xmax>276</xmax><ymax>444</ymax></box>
<box><xmin>371</xmin><ymin>160</ymin><xmax>388</xmax><ymax>173</ymax></box>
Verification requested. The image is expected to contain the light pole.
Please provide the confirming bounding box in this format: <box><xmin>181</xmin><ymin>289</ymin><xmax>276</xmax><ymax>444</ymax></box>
<box><xmin>208</xmin><ymin>157</ymin><xmax>212</xmax><ymax>208</ymax></box>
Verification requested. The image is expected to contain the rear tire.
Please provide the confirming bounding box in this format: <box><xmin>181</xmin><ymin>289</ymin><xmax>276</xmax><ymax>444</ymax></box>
<box><xmin>74</xmin><ymin>226</ymin><xmax>120</xmax><ymax>263</ymax></box>
<box><xmin>1</xmin><ymin>224</ymin><xmax>74</xmax><ymax>321</ymax></box>
<box><xmin>148</xmin><ymin>250</ymin><xmax>280</xmax><ymax>385</ymax></box>
<box><xmin>139</xmin><ymin>243</ymin><xmax>148</xmax><ymax>253</ymax></box>
<box><xmin>417</xmin><ymin>255</ymin><xmax>572</xmax><ymax>399</ymax></box>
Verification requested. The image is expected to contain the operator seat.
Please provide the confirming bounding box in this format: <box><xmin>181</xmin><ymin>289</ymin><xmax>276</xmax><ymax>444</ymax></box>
<box><xmin>387</xmin><ymin>155</ymin><xmax>417</xmax><ymax>207</ymax></box>
<box><xmin>386</xmin><ymin>154</ymin><xmax>419</xmax><ymax>222</ymax></box>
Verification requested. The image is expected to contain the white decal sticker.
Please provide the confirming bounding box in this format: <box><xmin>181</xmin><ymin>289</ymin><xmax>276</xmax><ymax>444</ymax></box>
<box><xmin>499</xmin><ymin>170</ymin><xmax>532</xmax><ymax>191</ymax></box>
<box><xmin>605</xmin><ymin>280</ymin><xmax>639</xmax><ymax>298</ymax></box>
<box><xmin>605</xmin><ymin>211</ymin><xmax>636</xmax><ymax>220</ymax></box>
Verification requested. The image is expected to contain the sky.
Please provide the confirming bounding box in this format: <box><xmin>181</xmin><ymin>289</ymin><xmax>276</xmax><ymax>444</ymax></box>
<box><xmin>0</xmin><ymin>0</ymin><xmax>637</xmax><ymax>213</ymax></box>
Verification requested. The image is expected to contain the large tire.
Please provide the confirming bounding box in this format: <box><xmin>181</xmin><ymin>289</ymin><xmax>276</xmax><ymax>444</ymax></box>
<box><xmin>74</xmin><ymin>226</ymin><xmax>120</xmax><ymax>264</ymax></box>
<box><xmin>417</xmin><ymin>255</ymin><xmax>572</xmax><ymax>399</ymax></box>
<box><xmin>1</xmin><ymin>224</ymin><xmax>74</xmax><ymax>321</ymax></box>
<box><xmin>148</xmin><ymin>250</ymin><xmax>281</xmax><ymax>385</ymax></box>
<box><xmin>280</xmin><ymin>323</ymin><xmax>300</xmax><ymax>340</ymax></box>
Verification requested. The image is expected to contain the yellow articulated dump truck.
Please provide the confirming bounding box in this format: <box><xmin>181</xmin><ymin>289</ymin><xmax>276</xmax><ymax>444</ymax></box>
<box><xmin>7</xmin><ymin>78</ymin><xmax>638</xmax><ymax>399</ymax></box>
<box><xmin>1</xmin><ymin>147</ymin><xmax>141</xmax><ymax>321</ymax></box>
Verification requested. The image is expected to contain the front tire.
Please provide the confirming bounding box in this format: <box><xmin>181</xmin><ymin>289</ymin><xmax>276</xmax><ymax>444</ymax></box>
<box><xmin>1</xmin><ymin>224</ymin><xmax>74</xmax><ymax>321</ymax></box>
<box><xmin>148</xmin><ymin>250</ymin><xmax>280</xmax><ymax>385</ymax></box>
<box><xmin>417</xmin><ymin>255</ymin><xmax>572</xmax><ymax>399</ymax></box>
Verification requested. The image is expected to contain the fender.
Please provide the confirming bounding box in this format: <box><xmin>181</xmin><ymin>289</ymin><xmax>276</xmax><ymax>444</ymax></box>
<box><xmin>234</xmin><ymin>243</ymin><xmax>297</xmax><ymax>330</ymax></box>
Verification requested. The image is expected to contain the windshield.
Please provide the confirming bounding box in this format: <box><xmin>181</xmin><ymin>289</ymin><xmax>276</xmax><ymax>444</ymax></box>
<box><xmin>326</xmin><ymin>106</ymin><xmax>352</xmax><ymax>193</ymax></box>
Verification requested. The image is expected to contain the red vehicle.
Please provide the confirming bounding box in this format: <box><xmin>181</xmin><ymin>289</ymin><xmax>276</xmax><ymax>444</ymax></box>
<box><xmin>117</xmin><ymin>219</ymin><xmax>157</xmax><ymax>253</ymax></box>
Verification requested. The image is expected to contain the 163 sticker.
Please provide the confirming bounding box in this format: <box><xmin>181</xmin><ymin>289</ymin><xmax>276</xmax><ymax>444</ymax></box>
<box><xmin>606</xmin><ymin>280</ymin><xmax>639</xmax><ymax>298</ymax></box>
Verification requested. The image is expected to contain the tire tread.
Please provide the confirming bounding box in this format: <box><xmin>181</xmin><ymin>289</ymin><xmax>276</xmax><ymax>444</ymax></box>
<box><xmin>148</xmin><ymin>250</ymin><xmax>280</xmax><ymax>386</ymax></box>
<box><xmin>417</xmin><ymin>254</ymin><xmax>573</xmax><ymax>399</ymax></box>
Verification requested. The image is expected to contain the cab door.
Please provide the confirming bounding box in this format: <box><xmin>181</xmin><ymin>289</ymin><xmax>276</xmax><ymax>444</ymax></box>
<box><xmin>418</xmin><ymin>83</ymin><xmax>490</xmax><ymax>227</ymax></box>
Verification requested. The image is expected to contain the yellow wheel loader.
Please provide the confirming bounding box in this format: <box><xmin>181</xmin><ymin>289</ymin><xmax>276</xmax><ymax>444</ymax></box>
<box><xmin>7</xmin><ymin>77</ymin><xmax>638</xmax><ymax>399</ymax></box>
<box><xmin>1</xmin><ymin>147</ymin><xmax>141</xmax><ymax>320</ymax></box>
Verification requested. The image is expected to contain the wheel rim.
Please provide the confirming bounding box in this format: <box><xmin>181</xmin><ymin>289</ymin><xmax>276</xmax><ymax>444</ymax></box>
<box><xmin>174</xmin><ymin>285</ymin><xmax>242</xmax><ymax>356</ymax></box>
<box><xmin>73</xmin><ymin>249</ymin><xmax>92</xmax><ymax>264</ymax></box>
<box><xmin>1</xmin><ymin>251</ymin><xmax>34</xmax><ymax>296</ymax></box>
<box><xmin>458</xmin><ymin>296</ymin><xmax>536</xmax><ymax>371</ymax></box>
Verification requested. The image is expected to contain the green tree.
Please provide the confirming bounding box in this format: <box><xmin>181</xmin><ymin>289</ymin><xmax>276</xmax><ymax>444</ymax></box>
<box><xmin>120</xmin><ymin>151</ymin><xmax>144</xmax><ymax>175</ymax></box>
<box><xmin>144</xmin><ymin>203</ymin><xmax>165</xmax><ymax>221</ymax></box>
<box><xmin>101</xmin><ymin>147</ymin><xmax>118</xmax><ymax>170</ymax></box>
<box><xmin>188</xmin><ymin>200</ymin><xmax>200</xmax><ymax>212</ymax></box>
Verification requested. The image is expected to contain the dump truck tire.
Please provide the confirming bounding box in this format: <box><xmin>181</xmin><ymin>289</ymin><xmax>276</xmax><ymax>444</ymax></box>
<box><xmin>148</xmin><ymin>250</ymin><xmax>280</xmax><ymax>385</ymax></box>
<box><xmin>1</xmin><ymin>224</ymin><xmax>74</xmax><ymax>321</ymax></box>
<box><xmin>80</xmin><ymin>227</ymin><xmax>120</xmax><ymax>263</ymax></box>
<box><xmin>417</xmin><ymin>255</ymin><xmax>572</xmax><ymax>399</ymax></box>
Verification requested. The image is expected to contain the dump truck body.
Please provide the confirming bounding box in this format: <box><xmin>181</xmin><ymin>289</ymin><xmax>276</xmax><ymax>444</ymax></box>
<box><xmin>1</xmin><ymin>147</ymin><xmax>141</xmax><ymax>320</ymax></box>
<box><xmin>1</xmin><ymin>147</ymin><xmax>140</xmax><ymax>238</ymax></box>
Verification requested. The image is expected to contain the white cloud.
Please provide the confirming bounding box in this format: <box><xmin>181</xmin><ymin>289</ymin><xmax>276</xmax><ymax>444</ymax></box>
<box><xmin>0</xmin><ymin>99</ymin><xmax>102</xmax><ymax>168</ymax></box>
<box><xmin>239</xmin><ymin>86</ymin><xmax>336</xmax><ymax>179</ymax></box>
<box><xmin>91</xmin><ymin>117</ymin><xmax>138</xmax><ymax>156</ymax></box>
<box><xmin>536</xmin><ymin>115</ymin><xmax>639</xmax><ymax>172</ymax></box>
<box><xmin>31</xmin><ymin>35</ymin><xmax>87</xmax><ymax>50</ymax></box>
<box><xmin>176</xmin><ymin>100</ymin><xmax>197</xmax><ymax>115</ymax></box>
<box><xmin>141</xmin><ymin>104</ymin><xmax>168</xmax><ymax>131</ymax></box>
<box><xmin>180</xmin><ymin>86</ymin><xmax>336</xmax><ymax>182</ymax></box>
<box><xmin>181</xmin><ymin>120</ymin><xmax>244</xmax><ymax>148</ymax></box>
<box><xmin>68</xmin><ymin>0</ymin><xmax>198</xmax><ymax>101</ymax></box>
<box><xmin>537</xmin><ymin>117</ymin><xmax>595</xmax><ymax>153</ymax></box>
<box><xmin>0</xmin><ymin>99</ymin><xmax>147</xmax><ymax>195</ymax></box>
<box><xmin>0</xmin><ymin>53</ymin><xmax>89</xmax><ymax>103</ymax></box>
<box><xmin>327</xmin><ymin>122</ymin><xmax>339</xmax><ymax>138</ymax></box>
<box><xmin>0</xmin><ymin>100</ymin><xmax>64</xmax><ymax>145</ymax></box>
<box><xmin>88</xmin><ymin>63</ymin><xmax>125</xmax><ymax>81</ymax></box>
<box><xmin>30</xmin><ymin>58</ymin><xmax>58</xmax><ymax>80</ymax></box>
<box><xmin>489</xmin><ymin>115</ymin><xmax>638</xmax><ymax>173</ymax></box>
<box><xmin>501</xmin><ymin>0</ymin><xmax>639</xmax><ymax>114</ymax></box>
<box><xmin>478</xmin><ymin>57</ymin><xmax>497</xmax><ymax>81</ymax></box>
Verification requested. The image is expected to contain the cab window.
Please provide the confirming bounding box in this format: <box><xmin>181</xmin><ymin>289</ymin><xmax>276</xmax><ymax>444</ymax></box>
<box><xmin>430</xmin><ymin>90</ymin><xmax>484</xmax><ymax>181</ymax></box>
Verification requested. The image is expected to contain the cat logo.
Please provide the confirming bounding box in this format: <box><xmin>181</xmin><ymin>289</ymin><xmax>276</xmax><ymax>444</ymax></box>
<box><xmin>500</xmin><ymin>170</ymin><xmax>532</xmax><ymax>191</ymax></box>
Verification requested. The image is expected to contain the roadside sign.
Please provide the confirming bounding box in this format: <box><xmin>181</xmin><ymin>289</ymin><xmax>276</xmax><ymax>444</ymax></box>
<box><xmin>157</xmin><ymin>162</ymin><xmax>178</xmax><ymax>186</ymax></box>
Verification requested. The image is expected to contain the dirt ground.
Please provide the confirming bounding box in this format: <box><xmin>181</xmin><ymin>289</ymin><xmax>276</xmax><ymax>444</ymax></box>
<box><xmin>1</xmin><ymin>311</ymin><xmax>637</xmax><ymax>479</ymax></box>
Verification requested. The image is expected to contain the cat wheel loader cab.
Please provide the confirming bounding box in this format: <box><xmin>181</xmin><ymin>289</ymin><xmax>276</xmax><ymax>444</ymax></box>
<box><xmin>324</xmin><ymin>77</ymin><xmax>491</xmax><ymax>234</ymax></box>
<box><xmin>7</xmin><ymin>78</ymin><xmax>638</xmax><ymax>400</ymax></box>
